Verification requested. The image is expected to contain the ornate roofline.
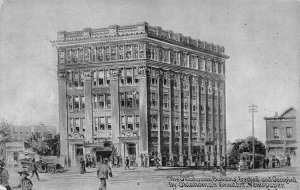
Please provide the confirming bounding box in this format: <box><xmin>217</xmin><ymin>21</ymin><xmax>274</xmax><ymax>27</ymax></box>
<box><xmin>51</xmin><ymin>22</ymin><xmax>229</xmax><ymax>59</ymax></box>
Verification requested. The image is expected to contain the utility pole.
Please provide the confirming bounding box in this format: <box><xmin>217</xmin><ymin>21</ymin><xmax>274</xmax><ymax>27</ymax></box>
<box><xmin>248</xmin><ymin>104</ymin><xmax>257</xmax><ymax>170</ymax></box>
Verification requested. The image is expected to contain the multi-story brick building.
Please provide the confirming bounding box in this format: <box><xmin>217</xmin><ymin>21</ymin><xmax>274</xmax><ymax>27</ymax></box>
<box><xmin>51</xmin><ymin>22</ymin><xmax>229</xmax><ymax>167</ymax></box>
<box><xmin>264</xmin><ymin>107</ymin><xmax>297</xmax><ymax>159</ymax></box>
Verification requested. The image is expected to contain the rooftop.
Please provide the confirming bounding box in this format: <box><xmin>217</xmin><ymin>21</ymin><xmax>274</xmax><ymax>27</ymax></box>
<box><xmin>51</xmin><ymin>22</ymin><xmax>228</xmax><ymax>58</ymax></box>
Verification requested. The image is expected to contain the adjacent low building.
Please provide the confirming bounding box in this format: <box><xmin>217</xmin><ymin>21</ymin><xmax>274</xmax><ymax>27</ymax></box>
<box><xmin>264</xmin><ymin>107</ymin><xmax>297</xmax><ymax>159</ymax></box>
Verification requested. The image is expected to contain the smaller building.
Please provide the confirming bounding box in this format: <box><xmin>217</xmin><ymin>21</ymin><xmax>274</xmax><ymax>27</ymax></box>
<box><xmin>10</xmin><ymin>123</ymin><xmax>57</xmax><ymax>141</ymax></box>
<box><xmin>264</xmin><ymin>107</ymin><xmax>297</xmax><ymax>160</ymax></box>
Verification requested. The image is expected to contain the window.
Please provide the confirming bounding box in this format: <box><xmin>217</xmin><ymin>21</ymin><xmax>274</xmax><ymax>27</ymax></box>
<box><xmin>151</xmin><ymin>92</ymin><xmax>158</xmax><ymax>108</ymax></box>
<box><xmin>94</xmin><ymin>117</ymin><xmax>99</xmax><ymax>132</ymax></box>
<box><xmin>134</xmin><ymin>67</ymin><xmax>139</xmax><ymax>84</ymax></box>
<box><xmin>78</xmin><ymin>49</ymin><xmax>83</xmax><ymax>63</ymax></box>
<box><xmin>106</xmin><ymin>94</ymin><xmax>111</xmax><ymax>109</ymax></box>
<box><xmin>75</xmin><ymin>118</ymin><xmax>80</xmax><ymax>132</ymax></box>
<box><xmin>125</xmin><ymin>44</ymin><xmax>132</xmax><ymax>60</ymax></box>
<box><xmin>74</xmin><ymin>96</ymin><xmax>80</xmax><ymax>111</ymax></box>
<box><xmin>164</xmin><ymin>116</ymin><xmax>169</xmax><ymax>131</ymax></box>
<box><xmin>135</xmin><ymin>115</ymin><xmax>140</xmax><ymax>130</ymax></box>
<box><xmin>126</xmin><ymin>68</ymin><xmax>133</xmax><ymax>85</ymax></box>
<box><xmin>182</xmin><ymin>53</ymin><xmax>188</xmax><ymax>67</ymax></box>
<box><xmin>200</xmin><ymin>58</ymin><xmax>205</xmax><ymax>71</ymax></box>
<box><xmin>127</xmin><ymin>116</ymin><xmax>134</xmax><ymax>130</ymax></box>
<box><xmin>191</xmin><ymin>56</ymin><xmax>198</xmax><ymax>69</ymax></box>
<box><xmin>107</xmin><ymin>117</ymin><xmax>111</xmax><ymax>130</ymax></box>
<box><xmin>84</xmin><ymin>48</ymin><xmax>90</xmax><ymax>62</ymax></box>
<box><xmin>80</xmin><ymin>96</ymin><xmax>85</xmax><ymax>110</ymax></box>
<box><xmin>151</xmin><ymin>115</ymin><xmax>158</xmax><ymax>131</ymax></box>
<box><xmin>74</xmin><ymin>71</ymin><xmax>79</xmax><ymax>87</ymax></box>
<box><xmin>286</xmin><ymin>127</ymin><xmax>292</xmax><ymax>138</ymax></box>
<box><xmin>120</xmin><ymin>68</ymin><xmax>125</xmax><ymax>85</ymax></box>
<box><xmin>98</xmin><ymin>95</ymin><xmax>105</xmax><ymax>110</ymax></box>
<box><xmin>184</xmin><ymin>118</ymin><xmax>189</xmax><ymax>132</ymax></box>
<box><xmin>67</xmin><ymin>71</ymin><xmax>73</xmax><ymax>87</ymax></box>
<box><xmin>98</xmin><ymin>70</ymin><xmax>104</xmax><ymax>86</ymax></box>
<box><xmin>110</xmin><ymin>46</ymin><xmax>117</xmax><ymax>60</ymax></box>
<box><xmin>72</xmin><ymin>49</ymin><xmax>78</xmax><ymax>63</ymax></box>
<box><xmin>163</xmin><ymin>93</ymin><xmax>169</xmax><ymax>109</ymax></box>
<box><xmin>184</xmin><ymin>96</ymin><xmax>189</xmax><ymax>111</ymax></box>
<box><xmin>174</xmin><ymin>95</ymin><xmax>179</xmax><ymax>111</ymax></box>
<box><xmin>175</xmin><ymin>117</ymin><xmax>179</xmax><ymax>132</ymax></box>
<box><xmin>69</xmin><ymin>118</ymin><xmax>74</xmax><ymax>133</ymax></box>
<box><xmin>192</xmin><ymin>98</ymin><xmax>197</xmax><ymax>112</ymax></box>
<box><xmin>82</xmin><ymin>118</ymin><xmax>85</xmax><ymax>132</ymax></box>
<box><xmin>273</xmin><ymin>127</ymin><xmax>279</xmax><ymax>139</ymax></box>
<box><xmin>151</xmin><ymin>70</ymin><xmax>157</xmax><ymax>85</ymax></box>
<box><xmin>135</xmin><ymin>92</ymin><xmax>139</xmax><ymax>107</ymax></box>
<box><xmin>104</xmin><ymin>46</ymin><xmax>110</xmax><ymax>61</ymax></box>
<box><xmin>139</xmin><ymin>44</ymin><xmax>145</xmax><ymax>58</ymax></box>
<box><xmin>93</xmin><ymin>72</ymin><xmax>97</xmax><ymax>86</ymax></box>
<box><xmin>93</xmin><ymin>94</ymin><xmax>105</xmax><ymax>110</ymax></box>
<box><xmin>118</xmin><ymin>45</ymin><xmax>124</xmax><ymax>60</ymax></box>
<box><xmin>68</xmin><ymin>96</ymin><xmax>73</xmax><ymax>111</ymax></box>
<box><xmin>192</xmin><ymin>118</ymin><xmax>197</xmax><ymax>132</ymax></box>
<box><xmin>120</xmin><ymin>93</ymin><xmax>125</xmax><ymax>108</ymax></box>
<box><xmin>121</xmin><ymin>116</ymin><xmax>126</xmax><ymax>131</ymax></box>
<box><xmin>91</xmin><ymin>48</ymin><xmax>96</xmax><ymax>62</ymax></box>
<box><xmin>66</xmin><ymin>49</ymin><xmax>71</xmax><ymax>64</ymax></box>
<box><xmin>80</xmin><ymin>72</ymin><xmax>84</xmax><ymax>87</ymax></box>
<box><xmin>106</xmin><ymin>69</ymin><xmax>110</xmax><ymax>85</ymax></box>
<box><xmin>133</xmin><ymin>44</ymin><xmax>138</xmax><ymax>59</ymax></box>
<box><xmin>97</xmin><ymin>47</ymin><xmax>104</xmax><ymax>62</ymax></box>
<box><xmin>126</xmin><ymin>92</ymin><xmax>133</xmax><ymax>108</ymax></box>
<box><xmin>99</xmin><ymin>117</ymin><xmax>105</xmax><ymax>130</ymax></box>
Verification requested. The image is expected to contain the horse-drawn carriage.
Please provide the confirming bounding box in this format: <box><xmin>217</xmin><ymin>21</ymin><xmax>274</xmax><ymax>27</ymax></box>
<box><xmin>20</xmin><ymin>156</ymin><xmax>64</xmax><ymax>174</ymax></box>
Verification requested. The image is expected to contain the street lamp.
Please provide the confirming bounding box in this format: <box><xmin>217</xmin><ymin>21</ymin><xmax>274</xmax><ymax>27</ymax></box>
<box><xmin>248</xmin><ymin>104</ymin><xmax>257</xmax><ymax>170</ymax></box>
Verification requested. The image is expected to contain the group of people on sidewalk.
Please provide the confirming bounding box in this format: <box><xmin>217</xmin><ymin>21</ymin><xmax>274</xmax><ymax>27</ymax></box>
<box><xmin>0</xmin><ymin>159</ymin><xmax>40</xmax><ymax>190</ymax></box>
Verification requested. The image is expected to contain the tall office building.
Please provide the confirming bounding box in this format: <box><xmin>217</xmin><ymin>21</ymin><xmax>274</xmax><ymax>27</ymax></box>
<box><xmin>51</xmin><ymin>22</ymin><xmax>229</xmax><ymax>167</ymax></box>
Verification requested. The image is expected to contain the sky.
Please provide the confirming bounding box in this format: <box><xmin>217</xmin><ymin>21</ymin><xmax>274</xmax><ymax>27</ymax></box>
<box><xmin>0</xmin><ymin>0</ymin><xmax>299</xmax><ymax>142</ymax></box>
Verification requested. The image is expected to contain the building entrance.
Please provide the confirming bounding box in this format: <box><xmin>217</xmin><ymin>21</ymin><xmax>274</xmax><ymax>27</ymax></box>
<box><xmin>125</xmin><ymin>143</ymin><xmax>136</xmax><ymax>167</ymax></box>
<box><xmin>95</xmin><ymin>151</ymin><xmax>111</xmax><ymax>163</ymax></box>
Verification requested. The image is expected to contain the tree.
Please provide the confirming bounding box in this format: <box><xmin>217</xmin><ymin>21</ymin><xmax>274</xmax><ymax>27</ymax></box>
<box><xmin>0</xmin><ymin>120</ymin><xmax>13</xmax><ymax>142</ymax></box>
<box><xmin>239</xmin><ymin>137</ymin><xmax>266</xmax><ymax>156</ymax></box>
<box><xmin>229</xmin><ymin>137</ymin><xmax>266</xmax><ymax>165</ymax></box>
<box><xmin>26</xmin><ymin>132</ymin><xmax>60</xmax><ymax>156</ymax></box>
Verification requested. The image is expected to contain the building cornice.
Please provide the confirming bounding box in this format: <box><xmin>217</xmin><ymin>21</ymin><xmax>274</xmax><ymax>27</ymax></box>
<box><xmin>51</xmin><ymin>22</ymin><xmax>229</xmax><ymax>59</ymax></box>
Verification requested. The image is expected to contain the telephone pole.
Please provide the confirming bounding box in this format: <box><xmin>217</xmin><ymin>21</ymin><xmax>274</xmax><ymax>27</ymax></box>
<box><xmin>248</xmin><ymin>104</ymin><xmax>257</xmax><ymax>170</ymax></box>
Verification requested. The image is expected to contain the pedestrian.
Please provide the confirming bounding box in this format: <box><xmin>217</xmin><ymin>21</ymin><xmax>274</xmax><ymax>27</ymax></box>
<box><xmin>80</xmin><ymin>157</ymin><xmax>86</xmax><ymax>174</ymax></box>
<box><xmin>0</xmin><ymin>160</ymin><xmax>12</xmax><ymax>190</ymax></box>
<box><xmin>155</xmin><ymin>157</ymin><xmax>160</xmax><ymax>169</ymax></box>
<box><xmin>286</xmin><ymin>155</ymin><xmax>291</xmax><ymax>166</ymax></box>
<box><xmin>272</xmin><ymin>156</ymin><xmax>276</xmax><ymax>168</ymax></box>
<box><xmin>29</xmin><ymin>159</ymin><xmax>39</xmax><ymax>181</ymax></box>
<box><xmin>125</xmin><ymin>157</ymin><xmax>130</xmax><ymax>170</ymax></box>
<box><xmin>266</xmin><ymin>157</ymin><xmax>269</xmax><ymax>168</ymax></box>
<box><xmin>12</xmin><ymin>169</ymin><xmax>33</xmax><ymax>190</ymax></box>
<box><xmin>220</xmin><ymin>157</ymin><xmax>226</xmax><ymax>176</ymax></box>
<box><xmin>97</xmin><ymin>158</ymin><xmax>112</xmax><ymax>190</ymax></box>
<box><xmin>213</xmin><ymin>157</ymin><xmax>217</xmax><ymax>171</ymax></box>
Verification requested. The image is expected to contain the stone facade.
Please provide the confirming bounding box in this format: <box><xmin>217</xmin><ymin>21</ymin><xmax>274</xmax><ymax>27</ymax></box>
<box><xmin>51</xmin><ymin>22</ymin><xmax>229</xmax><ymax>167</ymax></box>
<box><xmin>264</xmin><ymin>107</ymin><xmax>297</xmax><ymax>159</ymax></box>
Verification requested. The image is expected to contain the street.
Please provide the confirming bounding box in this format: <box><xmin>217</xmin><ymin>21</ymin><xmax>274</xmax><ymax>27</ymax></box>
<box><xmin>6</xmin><ymin>166</ymin><xmax>300</xmax><ymax>190</ymax></box>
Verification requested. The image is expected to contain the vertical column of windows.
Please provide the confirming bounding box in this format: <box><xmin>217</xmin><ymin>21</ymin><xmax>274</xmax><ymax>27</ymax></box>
<box><xmin>96</xmin><ymin>47</ymin><xmax>104</xmax><ymax>62</ymax></box>
<box><xmin>133</xmin><ymin>44</ymin><xmax>139</xmax><ymax>59</ymax></box>
<box><xmin>83</xmin><ymin>48</ymin><xmax>90</xmax><ymax>62</ymax></box>
<box><xmin>110</xmin><ymin>46</ymin><xmax>117</xmax><ymax>60</ymax></box>
<box><xmin>118</xmin><ymin>45</ymin><xmax>124</xmax><ymax>60</ymax></box>
<box><xmin>134</xmin><ymin>67</ymin><xmax>139</xmax><ymax>84</ymax></box>
<box><xmin>138</xmin><ymin>44</ymin><xmax>145</xmax><ymax>59</ymax></box>
<box><xmin>163</xmin><ymin>93</ymin><xmax>169</xmax><ymax>110</ymax></box>
<box><xmin>78</xmin><ymin>48</ymin><xmax>83</xmax><ymax>63</ymax></box>
<box><xmin>104</xmin><ymin>46</ymin><xmax>110</xmax><ymax>61</ymax></box>
<box><xmin>163</xmin><ymin>116</ymin><xmax>169</xmax><ymax>131</ymax></box>
<box><xmin>125</xmin><ymin>44</ymin><xmax>132</xmax><ymax>60</ymax></box>
<box><xmin>107</xmin><ymin>117</ymin><xmax>111</xmax><ymax>130</ymax></box>
<box><xmin>135</xmin><ymin>115</ymin><xmax>140</xmax><ymax>131</ymax></box>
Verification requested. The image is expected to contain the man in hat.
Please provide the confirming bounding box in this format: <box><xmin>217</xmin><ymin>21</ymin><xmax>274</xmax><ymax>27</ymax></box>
<box><xmin>0</xmin><ymin>160</ymin><xmax>11</xmax><ymax>190</ymax></box>
<box><xmin>12</xmin><ymin>169</ymin><xmax>33</xmax><ymax>190</ymax></box>
<box><xmin>29</xmin><ymin>159</ymin><xmax>39</xmax><ymax>181</ymax></box>
<box><xmin>97</xmin><ymin>158</ymin><xmax>112</xmax><ymax>190</ymax></box>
